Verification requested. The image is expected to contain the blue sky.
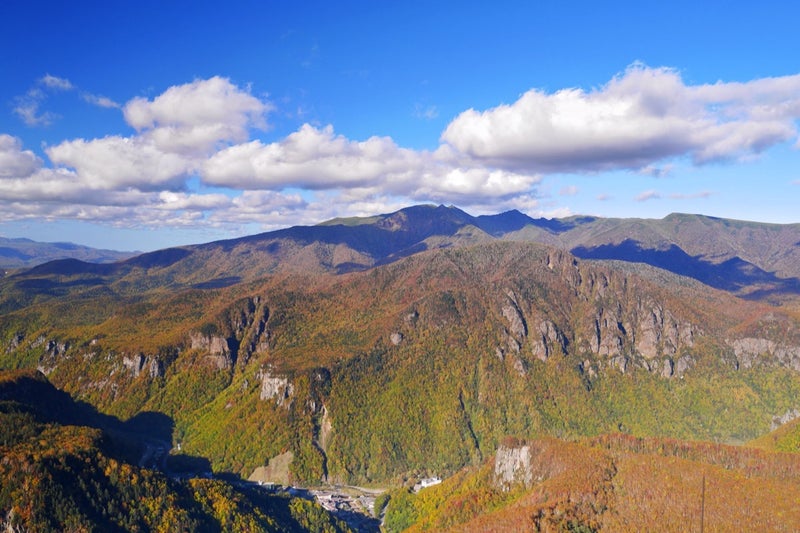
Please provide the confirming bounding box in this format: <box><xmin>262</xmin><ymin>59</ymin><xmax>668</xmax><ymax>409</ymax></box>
<box><xmin>1</xmin><ymin>0</ymin><xmax>799</xmax><ymax>251</ymax></box>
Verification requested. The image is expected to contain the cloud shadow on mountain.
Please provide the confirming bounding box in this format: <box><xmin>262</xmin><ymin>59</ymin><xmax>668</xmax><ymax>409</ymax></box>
<box><xmin>571</xmin><ymin>239</ymin><xmax>800</xmax><ymax>300</ymax></box>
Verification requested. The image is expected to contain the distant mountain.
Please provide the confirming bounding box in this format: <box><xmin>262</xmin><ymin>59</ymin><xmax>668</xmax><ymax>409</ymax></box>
<box><xmin>2</xmin><ymin>205</ymin><xmax>799</xmax><ymax>307</ymax></box>
<box><xmin>0</xmin><ymin>236</ymin><xmax>136</xmax><ymax>271</ymax></box>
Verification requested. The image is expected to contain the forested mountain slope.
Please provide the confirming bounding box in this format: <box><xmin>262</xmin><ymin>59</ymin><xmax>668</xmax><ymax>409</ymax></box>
<box><xmin>3</xmin><ymin>241</ymin><xmax>800</xmax><ymax>488</ymax></box>
<box><xmin>0</xmin><ymin>369</ymin><xmax>351</xmax><ymax>532</ymax></box>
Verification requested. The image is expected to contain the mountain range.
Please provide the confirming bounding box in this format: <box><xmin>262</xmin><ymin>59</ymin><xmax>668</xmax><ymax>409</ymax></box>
<box><xmin>0</xmin><ymin>236</ymin><xmax>136</xmax><ymax>272</ymax></box>
<box><xmin>3</xmin><ymin>205</ymin><xmax>799</xmax><ymax>305</ymax></box>
<box><xmin>2</xmin><ymin>204</ymin><xmax>800</xmax><ymax>531</ymax></box>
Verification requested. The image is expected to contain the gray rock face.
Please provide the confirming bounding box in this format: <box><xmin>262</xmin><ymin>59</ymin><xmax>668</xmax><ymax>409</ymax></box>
<box><xmin>732</xmin><ymin>338</ymin><xmax>776</xmax><ymax>369</ymax></box>
<box><xmin>730</xmin><ymin>337</ymin><xmax>800</xmax><ymax>372</ymax></box>
<box><xmin>5</xmin><ymin>333</ymin><xmax>24</xmax><ymax>353</ymax></box>
<box><xmin>494</xmin><ymin>440</ymin><xmax>569</xmax><ymax>492</ymax></box>
<box><xmin>591</xmin><ymin>308</ymin><xmax>624</xmax><ymax>357</ymax></box>
<box><xmin>531</xmin><ymin>320</ymin><xmax>566</xmax><ymax>362</ymax></box>
<box><xmin>190</xmin><ymin>332</ymin><xmax>231</xmax><ymax>355</ymax></box>
<box><xmin>494</xmin><ymin>268</ymin><xmax>701</xmax><ymax>378</ymax></box>
<box><xmin>661</xmin><ymin>358</ymin><xmax>674</xmax><ymax>378</ymax></box>
<box><xmin>122</xmin><ymin>354</ymin><xmax>145</xmax><ymax>377</ymax></box>
<box><xmin>674</xmin><ymin>354</ymin><xmax>694</xmax><ymax>376</ymax></box>
<box><xmin>494</xmin><ymin>443</ymin><xmax>533</xmax><ymax>490</ymax></box>
<box><xmin>772</xmin><ymin>409</ymin><xmax>800</xmax><ymax>431</ymax></box>
<box><xmin>775</xmin><ymin>346</ymin><xmax>800</xmax><ymax>372</ymax></box>
<box><xmin>502</xmin><ymin>303</ymin><xmax>527</xmax><ymax>340</ymax></box>
<box><xmin>121</xmin><ymin>353</ymin><xmax>164</xmax><ymax>378</ymax></box>
<box><xmin>189</xmin><ymin>331</ymin><xmax>234</xmax><ymax>369</ymax></box>
<box><xmin>259</xmin><ymin>369</ymin><xmax>294</xmax><ymax>406</ymax></box>
<box><xmin>634</xmin><ymin>304</ymin><xmax>693</xmax><ymax>360</ymax></box>
<box><xmin>579</xmin><ymin>294</ymin><xmax>697</xmax><ymax>377</ymax></box>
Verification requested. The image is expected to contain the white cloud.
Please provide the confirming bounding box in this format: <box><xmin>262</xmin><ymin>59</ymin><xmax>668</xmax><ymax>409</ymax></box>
<box><xmin>4</xmin><ymin>68</ymin><xmax>800</xmax><ymax>237</ymax></box>
<box><xmin>13</xmin><ymin>75</ymin><xmax>76</xmax><ymax>126</ymax></box>
<box><xmin>155</xmin><ymin>191</ymin><xmax>232</xmax><ymax>211</ymax></box>
<box><xmin>204</xmin><ymin>124</ymin><xmax>419</xmax><ymax>189</ymax></box>
<box><xmin>207</xmin><ymin>190</ymin><xmax>309</xmax><ymax>228</ymax></box>
<box><xmin>47</xmin><ymin>136</ymin><xmax>192</xmax><ymax>191</ymax></box>
<box><xmin>13</xmin><ymin>88</ymin><xmax>57</xmax><ymax>127</ymax></box>
<box><xmin>123</xmin><ymin>76</ymin><xmax>270</xmax><ymax>154</ymax></box>
<box><xmin>42</xmin><ymin>77</ymin><xmax>274</xmax><ymax>196</ymax></box>
<box><xmin>14</xmin><ymin>74</ymin><xmax>116</xmax><ymax>126</ymax></box>
<box><xmin>411</xmin><ymin>167</ymin><xmax>539</xmax><ymax>203</ymax></box>
<box><xmin>0</xmin><ymin>135</ymin><xmax>42</xmax><ymax>178</ymax></box>
<box><xmin>636</xmin><ymin>190</ymin><xmax>661</xmax><ymax>202</ymax></box>
<box><xmin>669</xmin><ymin>191</ymin><xmax>714</xmax><ymax>200</ymax></box>
<box><xmin>204</xmin><ymin>123</ymin><xmax>540</xmax><ymax>205</ymax></box>
<box><xmin>40</xmin><ymin>74</ymin><xmax>74</xmax><ymax>91</ymax></box>
<box><xmin>82</xmin><ymin>93</ymin><xmax>120</xmax><ymax>108</ymax></box>
<box><xmin>639</xmin><ymin>164</ymin><xmax>674</xmax><ymax>177</ymax></box>
<box><xmin>441</xmin><ymin>64</ymin><xmax>800</xmax><ymax>173</ymax></box>
<box><xmin>413</xmin><ymin>103</ymin><xmax>439</xmax><ymax>120</ymax></box>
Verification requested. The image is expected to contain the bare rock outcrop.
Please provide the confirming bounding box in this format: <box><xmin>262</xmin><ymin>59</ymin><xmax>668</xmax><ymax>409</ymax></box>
<box><xmin>189</xmin><ymin>331</ymin><xmax>234</xmax><ymax>369</ymax></box>
<box><xmin>771</xmin><ymin>408</ymin><xmax>800</xmax><ymax>431</ymax></box>
<box><xmin>580</xmin><ymin>296</ymin><xmax>696</xmax><ymax>377</ymax></box>
<box><xmin>494</xmin><ymin>438</ymin><xmax>573</xmax><ymax>492</ymax></box>
<box><xmin>590</xmin><ymin>307</ymin><xmax>625</xmax><ymax>357</ymax></box>
<box><xmin>730</xmin><ymin>337</ymin><xmax>800</xmax><ymax>372</ymax></box>
<box><xmin>494</xmin><ymin>442</ymin><xmax>533</xmax><ymax>490</ymax></box>
<box><xmin>259</xmin><ymin>369</ymin><xmax>294</xmax><ymax>407</ymax></box>
<box><xmin>732</xmin><ymin>338</ymin><xmax>776</xmax><ymax>369</ymax></box>
<box><xmin>121</xmin><ymin>353</ymin><xmax>164</xmax><ymax>378</ymax></box>
<box><xmin>531</xmin><ymin>320</ymin><xmax>567</xmax><ymax>362</ymax></box>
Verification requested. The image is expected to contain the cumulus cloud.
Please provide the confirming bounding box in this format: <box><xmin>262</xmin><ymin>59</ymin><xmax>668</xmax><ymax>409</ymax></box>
<box><xmin>47</xmin><ymin>136</ymin><xmax>192</xmax><ymax>191</ymax></box>
<box><xmin>207</xmin><ymin>190</ymin><xmax>309</xmax><ymax>228</ymax></box>
<box><xmin>4</xmin><ymin>68</ymin><xmax>800</xmax><ymax>237</ymax></box>
<box><xmin>123</xmin><ymin>76</ymin><xmax>270</xmax><ymax>154</ymax></box>
<box><xmin>203</xmin><ymin>123</ymin><xmax>539</xmax><ymax>205</ymax></box>
<box><xmin>204</xmin><ymin>124</ymin><xmax>420</xmax><ymax>189</ymax></box>
<box><xmin>0</xmin><ymin>135</ymin><xmax>42</xmax><ymax>178</ymax></box>
<box><xmin>441</xmin><ymin>64</ymin><xmax>800</xmax><ymax>173</ymax></box>
<box><xmin>43</xmin><ymin>77</ymin><xmax>273</xmax><ymax>197</ymax></box>
<box><xmin>410</xmin><ymin>166</ymin><xmax>539</xmax><ymax>203</ymax></box>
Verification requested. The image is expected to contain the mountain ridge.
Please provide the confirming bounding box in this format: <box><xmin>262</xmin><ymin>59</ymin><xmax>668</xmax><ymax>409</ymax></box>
<box><xmin>0</xmin><ymin>236</ymin><xmax>137</xmax><ymax>271</ymax></box>
<box><xmin>3</xmin><ymin>205</ymin><xmax>799</xmax><ymax>308</ymax></box>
